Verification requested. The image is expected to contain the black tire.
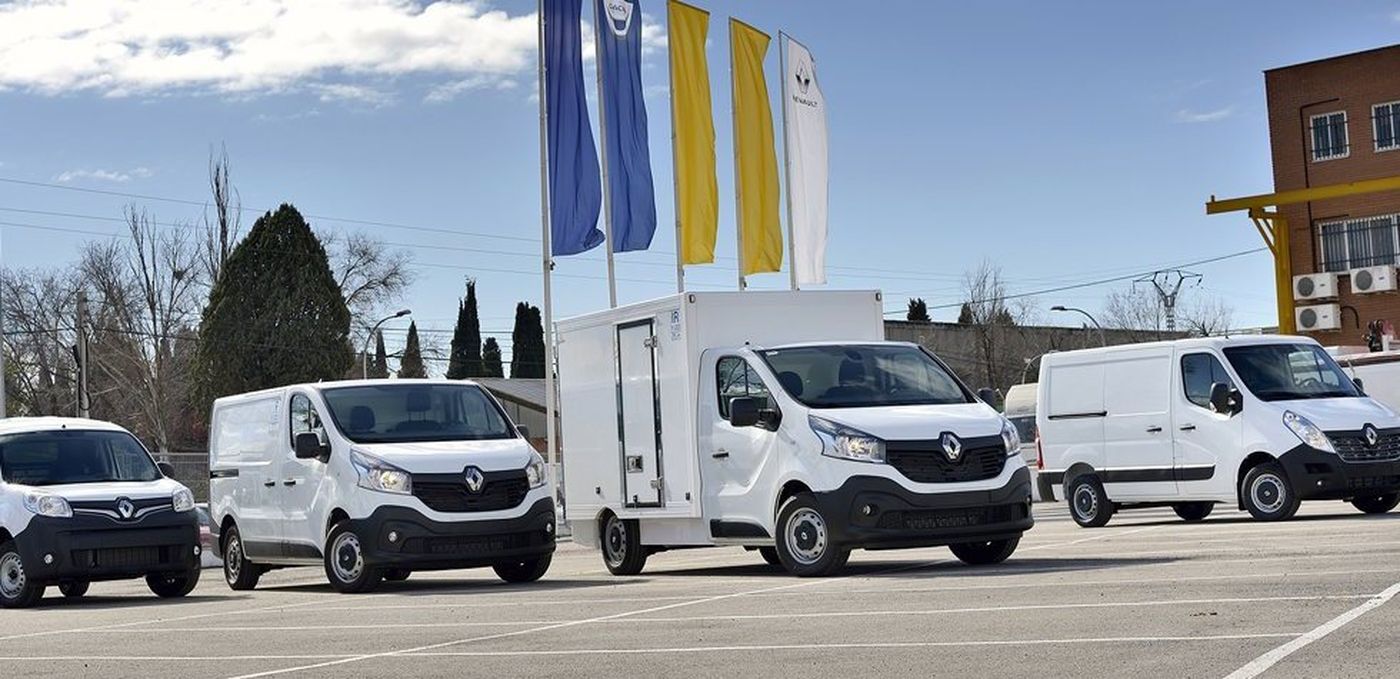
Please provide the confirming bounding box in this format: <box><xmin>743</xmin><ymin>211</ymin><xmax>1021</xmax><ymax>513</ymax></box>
<box><xmin>324</xmin><ymin>521</ymin><xmax>382</xmax><ymax>594</ymax></box>
<box><xmin>600</xmin><ymin>513</ymin><xmax>647</xmax><ymax>576</ymax></box>
<box><xmin>1068</xmin><ymin>474</ymin><xmax>1114</xmax><ymax>528</ymax></box>
<box><xmin>0</xmin><ymin>541</ymin><xmax>45</xmax><ymax>609</ymax></box>
<box><xmin>221</xmin><ymin>526</ymin><xmax>261</xmax><ymax>591</ymax></box>
<box><xmin>383</xmin><ymin>569</ymin><xmax>412</xmax><ymax>582</ymax></box>
<box><xmin>58</xmin><ymin>580</ymin><xmax>90</xmax><ymax>598</ymax></box>
<box><xmin>493</xmin><ymin>554</ymin><xmax>552</xmax><ymax>584</ymax></box>
<box><xmin>774</xmin><ymin>493</ymin><xmax>850</xmax><ymax>577</ymax></box>
<box><xmin>1242</xmin><ymin>462</ymin><xmax>1301</xmax><ymax>521</ymax></box>
<box><xmin>1351</xmin><ymin>493</ymin><xmax>1400</xmax><ymax>515</ymax></box>
<box><xmin>758</xmin><ymin>546</ymin><xmax>782</xmax><ymax>566</ymax></box>
<box><xmin>1173</xmin><ymin>502</ymin><xmax>1215</xmax><ymax>522</ymax></box>
<box><xmin>949</xmin><ymin>538</ymin><xmax>1020</xmax><ymax>566</ymax></box>
<box><xmin>147</xmin><ymin>567</ymin><xmax>200</xmax><ymax>599</ymax></box>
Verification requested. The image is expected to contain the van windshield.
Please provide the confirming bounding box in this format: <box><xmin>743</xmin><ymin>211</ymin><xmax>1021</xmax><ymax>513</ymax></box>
<box><xmin>1222</xmin><ymin>343</ymin><xmax>1361</xmax><ymax>402</ymax></box>
<box><xmin>759</xmin><ymin>344</ymin><xmax>973</xmax><ymax>409</ymax></box>
<box><xmin>0</xmin><ymin>430</ymin><xmax>162</xmax><ymax>486</ymax></box>
<box><xmin>321</xmin><ymin>384</ymin><xmax>517</xmax><ymax>444</ymax></box>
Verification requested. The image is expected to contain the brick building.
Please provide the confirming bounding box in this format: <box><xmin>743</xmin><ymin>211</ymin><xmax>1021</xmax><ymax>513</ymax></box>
<box><xmin>1266</xmin><ymin>45</ymin><xmax>1400</xmax><ymax>344</ymax></box>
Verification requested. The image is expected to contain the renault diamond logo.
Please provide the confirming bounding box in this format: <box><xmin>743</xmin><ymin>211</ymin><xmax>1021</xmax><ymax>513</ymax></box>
<box><xmin>116</xmin><ymin>498</ymin><xmax>135</xmax><ymax>520</ymax></box>
<box><xmin>795</xmin><ymin>61</ymin><xmax>813</xmax><ymax>95</ymax></box>
<box><xmin>1365</xmin><ymin>424</ymin><xmax>1381</xmax><ymax>448</ymax></box>
<box><xmin>941</xmin><ymin>433</ymin><xmax>963</xmax><ymax>462</ymax></box>
<box><xmin>464</xmin><ymin>467</ymin><xmax>485</xmax><ymax>494</ymax></box>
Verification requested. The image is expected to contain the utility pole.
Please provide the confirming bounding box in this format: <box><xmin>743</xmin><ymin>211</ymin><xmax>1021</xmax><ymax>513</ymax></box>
<box><xmin>1136</xmin><ymin>269</ymin><xmax>1202</xmax><ymax>334</ymax></box>
<box><xmin>75</xmin><ymin>290</ymin><xmax>91</xmax><ymax>418</ymax></box>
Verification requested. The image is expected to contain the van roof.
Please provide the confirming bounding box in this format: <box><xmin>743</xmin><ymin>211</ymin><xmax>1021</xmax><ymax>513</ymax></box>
<box><xmin>0</xmin><ymin>416</ymin><xmax>129</xmax><ymax>436</ymax></box>
<box><xmin>1043</xmin><ymin>334</ymin><xmax>1318</xmax><ymax>362</ymax></box>
<box><xmin>212</xmin><ymin>378</ymin><xmax>484</xmax><ymax>405</ymax></box>
<box><xmin>753</xmin><ymin>340</ymin><xmax>919</xmax><ymax>352</ymax></box>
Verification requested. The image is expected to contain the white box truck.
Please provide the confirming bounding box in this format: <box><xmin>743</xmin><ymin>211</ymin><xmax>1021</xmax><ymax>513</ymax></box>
<box><xmin>559</xmin><ymin>291</ymin><xmax>1033</xmax><ymax>577</ymax></box>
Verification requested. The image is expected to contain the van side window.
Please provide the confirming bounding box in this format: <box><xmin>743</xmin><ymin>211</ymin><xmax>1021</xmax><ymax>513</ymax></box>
<box><xmin>289</xmin><ymin>394</ymin><xmax>324</xmax><ymax>445</ymax></box>
<box><xmin>717</xmin><ymin>357</ymin><xmax>773</xmax><ymax>418</ymax></box>
<box><xmin>1181</xmin><ymin>353</ymin><xmax>1234</xmax><ymax>409</ymax></box>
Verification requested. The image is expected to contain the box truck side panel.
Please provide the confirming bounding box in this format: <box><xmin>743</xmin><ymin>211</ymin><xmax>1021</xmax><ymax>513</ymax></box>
<box><xmin>617</xmin><ymin>319</ymin><xmax>664</xmax><ymax>507</ymax></box>
<box><xmin>559</xmin><ymin>319</ymin><xmax>623</xmax><ymax>520</ymax></box>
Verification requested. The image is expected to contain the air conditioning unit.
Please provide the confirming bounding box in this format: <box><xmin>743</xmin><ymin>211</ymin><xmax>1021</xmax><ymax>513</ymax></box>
<box><xmin>1351</xmin><ymin>266</ymin><xmax>1397</xmax><ymax>294</ymax></box>
<box><xmin>1293</xmin><ymin>273</ymin><xmax>1339</xmax><ymax>301</ymax></box>
<box><xmin>1296</xmin><ymin>303</ymin><xmax>1341</xmax><ymax>332</ymax></box>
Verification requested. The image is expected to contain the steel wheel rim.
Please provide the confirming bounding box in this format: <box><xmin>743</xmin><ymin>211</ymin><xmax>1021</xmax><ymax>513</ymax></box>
<box><xmin>0</xmin><ymin>552</ymin><xmax>25</xmax><ymax>599</ymax></box>
<box><xmin>225</xmin><ymin>536</ymin><xmax>243</xmax><ymax>583</ymax></box>
<box><xmin>1251</xmin><ymin>474</ymin><xmax>1286</xmax><ymax>513</ymax></box>
<box><xmin>785</xmin><ymin>508</ymin><xmax>828</xmax><ymax>565</ymax></box>
<box><xmin>1073</xmin><ymin>485</ymin><xmax>1098</xmax><ymax>520</ymax></box>
<box><xmin>332</xmin><ymin>532</ymin><xmax>364</xmax><ymax>583</ymax></box>
<box><xmin>604</xmin><ymin>519</ymin><xmax>627</xmax><ymax>567</ymax></box>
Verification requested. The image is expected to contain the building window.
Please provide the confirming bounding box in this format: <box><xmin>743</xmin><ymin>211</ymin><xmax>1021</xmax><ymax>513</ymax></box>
<box><xmin>1310</xmin><ymin>111</ymin><xmax>1349</xmax><ymax>161</ymax></box>
<box><xmin>1318</xmin><ymin>214</ymin><xmax>1400</xmax><ymax>272</ymax></box>
<box><xmin>1375</xmin><ymin>101</ymin><xmax>1400</xmax><ymax>152</ymax></box>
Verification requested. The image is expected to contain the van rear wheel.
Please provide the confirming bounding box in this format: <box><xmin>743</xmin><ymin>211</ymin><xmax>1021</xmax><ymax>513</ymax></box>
<box><xmin>325</xmin><ymin>521</ymin><xmax>382</xmax><ymax>593</ymax></box>
<box><xmin>58</xmin><ymin>580</ymin><xmax>90</xmax><ymax>598</ymax></box>
<box><xmin>1242</xmin><ymin>462</ymin><xmax>1300</xmax><ymax>521</ymax></box>
<box><xmin>601</xmin><ymin>514</ymin><xmax>647</xmax><ymax>576</ymax></box>
<box><xmin>147</xmin><ymin>567</ymin><xmax>200</xmax><ymax>598</ymax></box>
<box><xmin>1351</xmin><ymin>493</ymin><xmax>1400</xmax><ymax>515</ymax></box>
<box><xmin>0</xmin><ymin>542</ymin><xmax>44</xmax><ymax>609</ymax></box>
<box><xmin>493</xmin><ymin>554</ymin><xmax>552</xmax><ymax>583</ymax></box>
<box><xmin>950</xmin><ymin>538</ymin><xmax>1019</xmax><ymax>566</ymax></box>
<box><xmin>775</xmin><ymin>493</ymin><xmax>850</xmax><ymax>577</ymax></box>
<box><xmin>758</xmin><ymin>546</ymin><xmax>782</xmax><ymax>566</ymax></box>
<box><xmin>1173</xmin><ymin>502</ymin><xmax>1215</xmax><ymax>522</ymax></box>
<box><xmin>221</xmin><ymin>526</ymin><xmax>261</xmax><ymax>591</ymax></box>
<box><xmin>1068</xmin><ymin>475</ymin><xmax>1113</xmax><ymax>528</ymax></box>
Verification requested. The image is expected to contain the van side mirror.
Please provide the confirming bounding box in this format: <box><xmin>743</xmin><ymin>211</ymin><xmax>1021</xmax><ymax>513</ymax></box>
<box><xmin>977</xmin><ymin>388</ymin><xmax>1001</xmax><ymax>406</ymax></box>
<box><xmin>517</xmin><ymin>425</ymin><xmax>532</xmax><ymax>439</ymax></box>
<box><xmin>1209</xmin><ymin>382</ymin><xmax>1241</xmax><ymax>416</ymax></box>
<box><xmin>295</xmin><ymin>432</ymin><xmax>329</xmax><ymax>460</ymax></box>
<box><xmin>1354</xmin><ymin>377</ymin><xmax>1366</xmax><ymax>394</ymax></box>
<box><xmin>728</xmin><ymin>397</ymin><xmax>761</xmax><ymax>428</ymax></box>
<box><xmin>156</xmin><ymin>460</ymin><xmax>176</xmax><ymax>478</ymax></box>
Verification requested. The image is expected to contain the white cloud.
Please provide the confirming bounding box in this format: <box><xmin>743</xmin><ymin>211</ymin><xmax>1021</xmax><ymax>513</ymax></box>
<box><xmin>54</xmin><ymin>167</ymin><xmax>153</xmax><ymax>183</ymax></box>
<box><xmin>1175</xmin><ymin>106</ymin><xmax>1235</xmax><ymax>124</ymax></box>
<box><xmin>424</xmin><ymin>74</ymin><xmax>517</xmax><ymax>103</ymax></box>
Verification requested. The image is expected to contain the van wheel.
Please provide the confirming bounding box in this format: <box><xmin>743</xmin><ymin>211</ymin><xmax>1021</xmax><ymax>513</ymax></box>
<box><xmin>1068</xmin><ymin>475</ymin><xmax>1113</xmax><ymax>528</ymax></box>
<box><xmin>1242</xmin><ymin>462</ymin><xmax>1300</xmax><ymax>521</ymax></box>
<box><xmin>493</xmin><ymin>554</ymin><xmax>552</xmax><ymax>583</ymax></box>
<box><xmin>58</xmin><ymin>580</ymin><xmax>90</xmax><ymax>598</ymax></box>
<box><xmin>0</xmin><ymin>542</ymin><xmax>45</xmax><ymax>609</ymax></box>
<box><xmin>949</xmin><ymin>538</ymin><xmax>1019</xmax><ymax>566</ymax></box>
<box><xmin>383</xmin><ymin>569</ymin><xmax>412</xmax><ymax>582</ymax></box>
<box><xmin>221</xmin><ymin>526</ymin><xmax>262</xmax><ymax>591</ymax></box>
<box><xmin>147</xmin><ymin>567</ymin><xmax>200</xmax><ymax>598</ymax></box>
<box><xmin>1173</xmin><ymin>502</ymin><xmax>1215</xmax><ymax>522</ymax></box>
<box><xmin>758</xmin><ymin>546</ymin><xmax>782</xmax><ymax>567</ymax></box>
<box><xmin>601</xmin><ymin>514</ymin><xmax>647</xmax><ymax>575</ymax></box>
<box><xmin>325</xmin><ymin>521</ymin><xmax>382</xmax><ymax>593</ymax></box>
<box><xmin>775</xmin><ymin>494</ymin><xmax>850</xmax><ymax>577</ymax></box>
<box><xmin>1351</xmin><ymin>493</ymin><xmax>1400</xmax><ymax>514</ymax></box>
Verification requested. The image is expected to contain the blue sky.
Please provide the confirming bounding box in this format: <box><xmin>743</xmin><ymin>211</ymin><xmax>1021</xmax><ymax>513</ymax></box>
<box><xmin>0</xmin><ymin>0</ymin><xmax>1397</xmax><ymax>367</ymax></box>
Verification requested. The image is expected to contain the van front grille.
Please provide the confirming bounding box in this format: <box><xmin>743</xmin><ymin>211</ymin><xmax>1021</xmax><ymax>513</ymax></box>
<box><xmin>877</xmin><ymin>503</ymin><xmax>1028</xmax><ymax>530</ymax></box>
<box><xmin>73</xmin><ymin>546</ymin><xmax>168</xmax><ymax>569</ymax></box>
<box><xmin>411</xmin><ymin>470</ymin><xmax>530</xmax><ymax>513</ymax></box>
<box><xmin>1329</xmin><ymin>428</ymin><xmax>1400</xmax><ymax>462</ymax></box>
<box><xmin>886</xmin><ymin>437</ymin><xmax>1006</xmax><ymax>484</ymax></box>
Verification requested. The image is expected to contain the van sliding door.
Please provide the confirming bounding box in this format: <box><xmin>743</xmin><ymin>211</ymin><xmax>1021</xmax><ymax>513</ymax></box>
<box><xmin>616</xmin><ymin>319</ymin><xmax>664</xmax><ymax>507</ymax></box>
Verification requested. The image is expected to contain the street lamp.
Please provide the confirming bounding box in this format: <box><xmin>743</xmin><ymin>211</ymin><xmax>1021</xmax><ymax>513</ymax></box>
<box><xmin>363</xmin><ymin>309</ymin><xmax>411</xmax><ymax>379</ymax></box>
<box><xmin>1051</xmin><ymin>305</ymin><xmax>1106</xmax><ymax>347</ymax></box>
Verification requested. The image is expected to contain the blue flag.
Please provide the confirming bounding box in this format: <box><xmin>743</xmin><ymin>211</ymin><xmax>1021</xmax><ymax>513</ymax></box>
<box><xmin>596</xmin><ymin>0</ymin><xmax>658</xmax><ymax>252</ymax></box>
<box><xmin>545</xmin><ymin>0</ymin><xmax>604</xmax><ymax>257</ymax></box>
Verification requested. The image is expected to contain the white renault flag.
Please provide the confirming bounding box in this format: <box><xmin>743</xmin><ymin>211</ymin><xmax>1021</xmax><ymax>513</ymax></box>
<box><xmin>783</xmin><ymin>35</ymin><xmax>828</xmax><ymax>286</ymax></box>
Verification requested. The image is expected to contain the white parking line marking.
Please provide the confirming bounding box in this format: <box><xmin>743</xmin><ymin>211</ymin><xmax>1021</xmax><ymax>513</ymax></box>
<box><xmin>1222</xmin><ymin>581</ymin><xmax>1400</xmax><ymax>679</ymax></box>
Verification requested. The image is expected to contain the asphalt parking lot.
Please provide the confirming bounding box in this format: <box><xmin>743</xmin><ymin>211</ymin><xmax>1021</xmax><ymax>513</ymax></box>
<box><xmin>3</xmin><ymin>502</ymin><xmax>1399</xmax><ymax>678</ymax></box>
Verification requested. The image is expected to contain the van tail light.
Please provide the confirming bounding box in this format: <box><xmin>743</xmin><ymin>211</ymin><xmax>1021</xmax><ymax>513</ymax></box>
<box><xmin>1035</xmin><ymin>429</ymin><xmax>1044</xmax><ymax>471</ymax></box>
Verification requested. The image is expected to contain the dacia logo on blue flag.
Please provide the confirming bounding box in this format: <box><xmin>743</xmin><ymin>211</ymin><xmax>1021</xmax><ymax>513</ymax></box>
<box><xmin>605</xmin><ymin>0</ymin><xmax>634</xmax><ymax>37</ymax></box>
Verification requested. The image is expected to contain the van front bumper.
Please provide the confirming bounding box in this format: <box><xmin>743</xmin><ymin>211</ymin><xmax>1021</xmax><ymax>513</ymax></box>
<box><xmin>15</xmin><ymin>513</ymin><xmax>201</xmax><ymax>584</ymax></box>
<box><xmin>812</xmin><ymin>466</ymin><xmax>1034</xmax><ymax>550</ymax></box>
<box><xmin>1279</xmin><ymin>445</ymin><xmax>1400</xmax><ymax>500</ymax></box>
<box><xmin>351</xmin><ymin>498</ymin><xmax>556</xmax><ymax>571</ymax></box>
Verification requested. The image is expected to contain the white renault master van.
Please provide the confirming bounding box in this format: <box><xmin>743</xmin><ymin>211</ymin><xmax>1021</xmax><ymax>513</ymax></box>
<box><xmin>1037</xmin><ymin>336</ymin><xmax>1400</xmax><ymax>527</ymax></box>
<box><xmin>209</xmin><ymin>380</ymin><xmax>555</xmax><ymax>593</ymax></box>
<box><xmin>0</xmin><ymin>418</ymin><xmax>202</xmax><ymax>608</ymax></box>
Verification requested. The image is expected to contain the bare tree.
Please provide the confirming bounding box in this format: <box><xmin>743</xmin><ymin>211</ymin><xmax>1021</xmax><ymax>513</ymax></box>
<box><xmin>1180</xmin><ymin>295</ymin><xmax>1235</xmax><ymax>337</ymax></box>
<box><xmin>959</xmin><ymin>260</ymin><xmax>1029</xmax><ymax>391</ymax></box>
<box><xmin>324</xmin><ymin>231</ymin><xmax>415</xmax><ymax>339</ymax></box>
<box><xmin>200</xmin><ymin>145</ymin><xmax>242</xmax><ymax>286</ymax></box>
<box><xmin>1</xmin><ymin>269</ymin><xmax>81</xmax><ymax>416</ymax></box>
<box><xmin>1103</xmin><ymin>285</ymin><xmax>1234</xmax><ymax>340</ymax></box>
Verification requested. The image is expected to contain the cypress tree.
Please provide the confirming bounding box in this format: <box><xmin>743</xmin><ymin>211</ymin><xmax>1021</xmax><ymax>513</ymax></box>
<box><xmin>399</xmin><ymin>321</ymin><xmax>427</xmax><ymax>378</ymax></box>
<box><xmin>446</xmin><ymin>280</ymin><xmax>483</xmax><ymax>379</ymax></box>
<box><xmin>371</xmin><ymin>331</ymin><xmax>389</xmax><ymax>379</ymax></box>
<box><xmin>509</xmin><ymin>302</ymin><xmax>546</xmax><ymax>379</ymax></box>
<box><xmin>482</xmin><ymin>337</ymin><xmax>504</xmax><ymax>378</ymax></box>
<box><xmin>907</xmin><ymin>298</ymin><xmax>931</xmax><ymax>323</ymax></box>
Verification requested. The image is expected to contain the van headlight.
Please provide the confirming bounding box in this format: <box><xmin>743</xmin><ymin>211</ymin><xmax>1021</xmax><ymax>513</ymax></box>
<box><xmin>1001</xmin><ymin>418</ymin><xmax>1021</xmax><ymax>457</ymax></box>
<box><xmin>810</xmin><ymin>415</ymin><xmax>885</xmax><ymax>463</ymax></box>
<box><xmin>1283</xmin><ymin>411</ymin><xmax>1335</xmax><ymax>453</ymax></box>
<box><xmin>172</xmin><ymin>488</ymin><xmax>196</xmax><ymax>513</ymax></box>
<box><xmin>351</xmin><ymin>450</ymin><xmax>413</xmax><ymax>494</ymax></box>
<box><xmin>525</xmin><ymin>451</ymin><xmax>548</xmax><ymax>489</ymax></box>
<box><xmin>23</xmin><ymin>492</ymin><xmax>72</xmax><ymax>518</ymax></box>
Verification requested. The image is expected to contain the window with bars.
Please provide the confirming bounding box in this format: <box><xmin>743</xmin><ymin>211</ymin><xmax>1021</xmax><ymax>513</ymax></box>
<box><xmin>1375</xmin><ymin>102</ymin><xmax>1400</xmax><ymax>152</ymax></box>
<box><xmin>1319</xmin><ymin>214</ymin><xmax>1400</xmax><ymax>272</ymax></box>
<box><xmin>1310</xmin><ymin>111</ymin><xmax>1349</xmax><ymax>161</ymax></box>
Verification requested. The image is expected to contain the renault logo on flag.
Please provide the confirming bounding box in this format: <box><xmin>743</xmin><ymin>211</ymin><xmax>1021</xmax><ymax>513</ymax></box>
<box><xmin>604</xmin><ymin>0</ymin><xmax>634</xmax><ymax>37</ymax></box>
<box><xmin>1365</xmin><ymin>424</ymin><xmax>1381</xmax><ymax>448</ymax></box>
<box><xmin>941</xmin><ymin>433</ymin><xmax>963</xmax><ymax>462</ymax></box>
<box><xmin>795</xmin><ymin>60</ymin><xmax>812</xmax><ymax>95</ymax></box>
<box><xmin>464</xmin><ymin>467</ymin><xmax>486</xmax><ymax>494</ymax></box>
<box><xmin>116</xmin><ymin>498</ymin><xmax>135</xmax><ymax>520</ymax></box>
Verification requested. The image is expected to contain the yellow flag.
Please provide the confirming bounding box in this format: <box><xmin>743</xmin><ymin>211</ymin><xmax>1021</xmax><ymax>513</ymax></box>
<box><xmin>730</xmin><ymin>18</ymin><xmax>782</xmax><ymax>277</ymax></box>
<box><xmin>668</xmin><ymin>0</ymin><xmax>719</xmax><ymax>266</ymax></box>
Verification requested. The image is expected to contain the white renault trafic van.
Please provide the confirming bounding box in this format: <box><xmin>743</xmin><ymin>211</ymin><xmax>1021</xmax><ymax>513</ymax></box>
<box><xmin>1038</xmin><ymin>336</ymin><xmax>1400</xmax><ymax>527</ymax></box>
<box><xmin>0</xmin><ymin>418</ymin><xmax>202</xmax><ymax>608</ymax></box>
<box><xmin>209</xmin><ymin>380</ymin><xmax>555</xmax><ymax>593</ymax></box>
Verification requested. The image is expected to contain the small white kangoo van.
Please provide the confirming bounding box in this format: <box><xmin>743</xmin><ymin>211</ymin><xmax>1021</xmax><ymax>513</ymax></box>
<box><xmin>209</xmin><ymin>380</ymin><xmax>555</xmax><ymax>593</ymax></box>
<box><xmin>0</xmin><ymin>418</ymin><xmax>202</xmax><ymax>608</ymax></box>
<box><xmin>1037</xmin><ymin>336</ymin><xmax>1400</xmax><ymax>527</ymax></box>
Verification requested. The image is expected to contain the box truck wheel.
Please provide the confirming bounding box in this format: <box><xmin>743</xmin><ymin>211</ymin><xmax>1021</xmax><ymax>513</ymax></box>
<box><xmin>1241</xmin><ymin>462</ymin><xmax>1300</xmax><ymax>521</ymax></box>
<box><xmin>949</xmin><ymin>538</ymin><xmax>1019</xmax><ymax>566</ymax></box>
<box><xmin>58</xmin><ymin>580</ymin><xmax>90</xmax><ymax>598</ymax></box>
<box><xmin>221</xmin><ymin>526</ymin><xmax>262</xmax><ymax>591</ymax></box>
<box><xmin>147</xmin><ymin>567</ymin><xmax>200</xmax><ymax>599</ymax></box>
<box><xmin>0</xmin><ymin>541</ymin><xmax>45</xmax><ymax>609</ymax></box>
<box><xmin>775</xmin><ymin>494</ymin><xmax>850</xmax><ymax>577</ymax></box>
<box><xmin>1172</xmin><ymin>502</ymin><xmax>1214</xmax><ymax>522</ymax></box>
<box><xmin>325</xmin><ymin>521</ymin><xmax>382</xmax><ymax>593</ymax></box>
<box><xmin>601</xmin><ymin>514</ymin><xmax>647</xmax><ymax>575</ymax></box>
<box><xmin>493</xmin><ymin>554</ymin><xmax>552</xmax><ymax>583</ymax></box>
<box><xmin>1351</xmin><ymin>493</ymin><xmax>1400</xmax><ymax>515</ymax></box>
<box><xmin>1068</xmin><ymin>475</ymin><xmax>1113</xmax><ymax>528</ymax></box>
<box><xmin>383</xmin><ymin>569</ymin><xmax>412</xmax><ymax>582</ymax></box>
<box><xmin>758</xmin><ymin>546</ymin><xmax>782</xmax><ymax>567</ymax></box>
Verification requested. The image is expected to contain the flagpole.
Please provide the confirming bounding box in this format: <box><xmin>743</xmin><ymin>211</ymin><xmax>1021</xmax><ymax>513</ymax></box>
<box><xmin>729</xmin><ymin>19</ymin><xmax>746</xmax><ymax>291</ymax></box>
<box><xmin>668</xmin><ymin>0</ymin><xmax>684</xmax><ymax>294</ymax></box>
<box><xmin>779</xmin><ymin>32</ymin><xmax>799</xmax><ymax>292</ymax></box>
<box><xmin>536</xmin><ymin>0</ymin><xmax>561</xmax><ymax>513</ymax></box>
<box><xmin>592</xmin><ymin>0</ymin><xmax>619</xmax><ymax>308</ymax></box>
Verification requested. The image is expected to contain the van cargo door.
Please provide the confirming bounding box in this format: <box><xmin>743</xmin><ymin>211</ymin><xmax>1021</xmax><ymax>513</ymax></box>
<box><xmin>617</xmin><ymin>319</ymin><xmax>664</xmax><ymax>507</ymax></box>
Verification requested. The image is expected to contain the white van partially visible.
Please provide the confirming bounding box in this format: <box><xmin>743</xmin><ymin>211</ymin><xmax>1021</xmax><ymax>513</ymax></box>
<box><xmin>0</xmin><ymin>418</ymin><xmax>202</xmax><ymax>608</ymax></box>
<box><xmin>209</xmin><ymin>379</ymin><xmax>556</xmax><ymax>593</ymax></box>
<box><xmin>1038</xmin><ymin>336</ymin><xmax>1400</xmax><ymax>527</ymax></box>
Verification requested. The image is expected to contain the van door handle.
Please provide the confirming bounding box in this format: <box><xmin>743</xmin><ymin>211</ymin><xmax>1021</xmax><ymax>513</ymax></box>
<box><xmin>712</xmin><ymin>450</ymin><xmax>730</xmax><ymax>459</ymax></box>
<box><xmin>1146</xmin><ymin>426</ymin><xmax>1163</xmax><ymax>433</ymax></box>
<box><xmin>283</xmin><ymin>479</ymin><xmax>298</xmax><ymax>486</ymax></box>
<box><xmin>1179</xmin><ymin>424</ymin><xmax>1197</xmax><ymax>432</ymax></box>
<box><xmin>263</xmin><ymin>480</ymin><xmax>276</xmax><ymax>488</ymax></box>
